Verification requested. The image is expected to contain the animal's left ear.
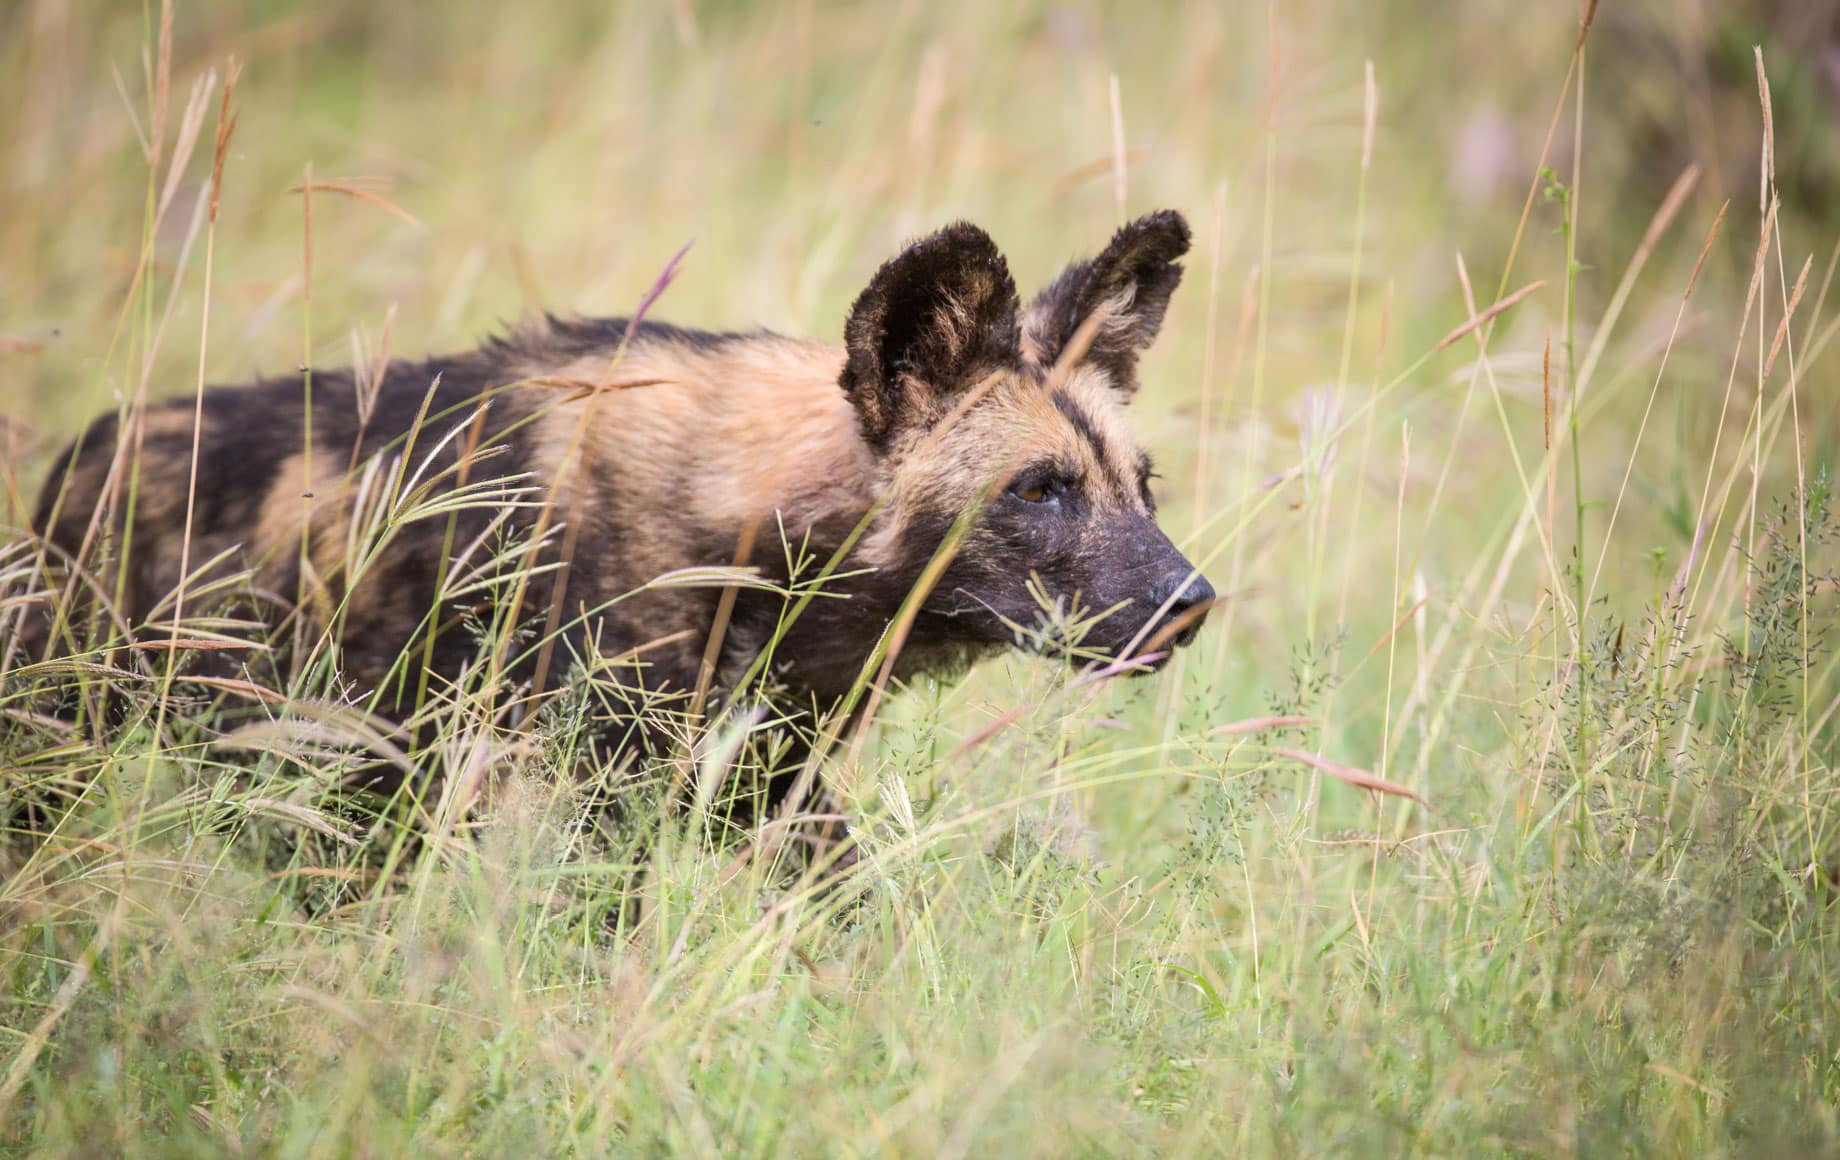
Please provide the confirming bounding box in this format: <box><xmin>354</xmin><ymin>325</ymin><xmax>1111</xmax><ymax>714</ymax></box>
<box><xmin>1022</xmin><ymin>209</ymin><xmax>1190</xmax><ymax>390</ymax></box>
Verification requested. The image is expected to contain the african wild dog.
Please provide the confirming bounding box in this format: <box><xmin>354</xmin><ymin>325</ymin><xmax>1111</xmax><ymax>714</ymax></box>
<box><xmin>27</xmin><ymin>210</ymin><xmax>1213</xmax><ymax>814</ymax></box>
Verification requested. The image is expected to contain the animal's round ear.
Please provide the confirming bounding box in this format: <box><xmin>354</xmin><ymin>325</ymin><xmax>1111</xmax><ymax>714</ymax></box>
<box><xmin>1022</xmin><ymin>209</ymin><xmax>1191</xmax><ymax>391</ymax></box>
<box><xmin>840</xmin><ymin>222</ymin><xmax>1021</xmax><ymax>448</ymax></box>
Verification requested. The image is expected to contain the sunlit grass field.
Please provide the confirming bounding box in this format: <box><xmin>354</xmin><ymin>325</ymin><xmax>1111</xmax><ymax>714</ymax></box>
<box><xmin>4</xmin><ymin>1</ymin><xmax>1839</xmax><ymax>1154</ymax></box>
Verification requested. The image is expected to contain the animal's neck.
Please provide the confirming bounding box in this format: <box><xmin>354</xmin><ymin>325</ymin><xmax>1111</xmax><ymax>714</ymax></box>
<box><xmin>720</xmin><ymin>505</ymin><xmax>990</xmax><ymax>706</ymax></box>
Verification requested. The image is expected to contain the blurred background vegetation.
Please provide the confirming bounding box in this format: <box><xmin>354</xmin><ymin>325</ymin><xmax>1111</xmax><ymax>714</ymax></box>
<box><xmin>3</xmin><ymin>0</ymin><xmax>1839</xmax><ymax>1154</ymax></box>
<box><xmin>4</xmin><ymin>0</ymin><xmax>1837</xmax><ymax>588</ymax></box>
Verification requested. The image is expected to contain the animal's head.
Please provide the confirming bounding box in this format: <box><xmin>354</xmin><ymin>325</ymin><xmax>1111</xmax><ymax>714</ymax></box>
<box><xmin>842</xmin><ymin>211</ymin><xmax>1213</xmax><ymax>668</ymax></box>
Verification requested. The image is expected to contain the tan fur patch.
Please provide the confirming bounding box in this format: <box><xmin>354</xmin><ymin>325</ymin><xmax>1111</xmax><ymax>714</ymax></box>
<box><xmin>520</xmin><ymin>335</ymin><xmax>877</xmax><ymax>564</ymax></box>
<box><xmin>134</xmin><ymin>405</ymin><xmax>214</xmax><ymax>444</ymax></box>
<box><xmin>1058</xmin><ymin>366</ymin><xmax>1144</xmax><ymax>504</ymax></box>
<box><xmin>874</xmin><ymin>363</ymin><xmax>1147</xmax><ymax>554</ymax></box>
<box><xmin>253</xmin><ymin>449</ymin><xmax>353</xmax><ymax>615</ymax></box>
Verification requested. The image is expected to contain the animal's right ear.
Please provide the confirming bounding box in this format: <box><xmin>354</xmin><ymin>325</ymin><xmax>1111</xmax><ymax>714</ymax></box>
<box><xmin>840</xmin><ymin>223</ymin><xmax>1021</xmax><ymax>448</ymax></box>
<box><xmin>1021</xmin><ymin>209</ymin><xmax>1190</xmax><ymax>390</ymax></box>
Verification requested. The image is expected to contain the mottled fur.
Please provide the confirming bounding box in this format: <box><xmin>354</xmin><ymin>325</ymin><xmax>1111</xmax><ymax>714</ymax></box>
<box><xmin>29</xmin><ymin>212</ymin><xmax>1213</xmax><ymax>805</ymax></box>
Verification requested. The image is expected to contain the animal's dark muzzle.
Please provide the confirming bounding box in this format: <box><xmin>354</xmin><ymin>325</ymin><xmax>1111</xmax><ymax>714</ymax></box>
<box><xmin>1146</xmin><ymin>570</ymin><xmax>1215</xmax><ymax>650</ymax></box>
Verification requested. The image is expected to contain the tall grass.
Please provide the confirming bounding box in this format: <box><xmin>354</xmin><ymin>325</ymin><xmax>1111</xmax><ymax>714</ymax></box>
<box><xmin>3</xmin><ymin>0</ymin><xmax>1839</xmax><ymax>1154</ymax></box>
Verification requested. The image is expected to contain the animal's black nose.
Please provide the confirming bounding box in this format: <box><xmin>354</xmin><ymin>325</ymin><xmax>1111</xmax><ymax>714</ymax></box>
<box><xmin>1152</xmin><ymin>572</ymin><xmax>1216</xmax><ymax>647</ymax></box>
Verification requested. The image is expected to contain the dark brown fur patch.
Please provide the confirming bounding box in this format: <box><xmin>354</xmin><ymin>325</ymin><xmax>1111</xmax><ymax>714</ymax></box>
<box><xmin>840</xmin><ymin>223</ymin><xmax>1022</xmax><ymax>447</ymax></box>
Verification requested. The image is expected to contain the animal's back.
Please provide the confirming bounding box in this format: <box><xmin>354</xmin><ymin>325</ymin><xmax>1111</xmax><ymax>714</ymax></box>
<box><xmin>26</xmin><ymin>319</ymin><xmax>866</xmax><ymax>728</ymax></box>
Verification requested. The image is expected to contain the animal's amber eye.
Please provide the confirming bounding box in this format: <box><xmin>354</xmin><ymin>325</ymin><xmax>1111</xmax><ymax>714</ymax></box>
<box><xmin>1014</xmin><ymin>483</ymin><xmax>1048</xmax><ymax>503</ymax></box>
